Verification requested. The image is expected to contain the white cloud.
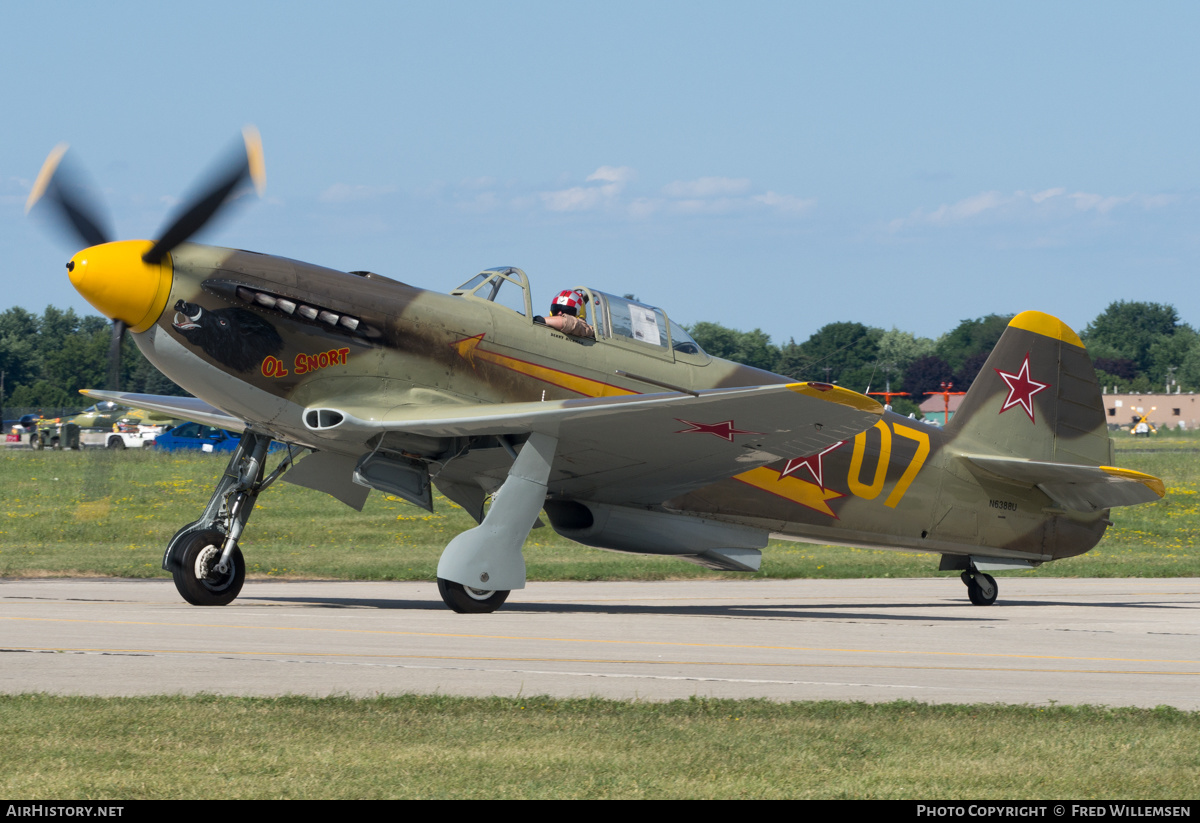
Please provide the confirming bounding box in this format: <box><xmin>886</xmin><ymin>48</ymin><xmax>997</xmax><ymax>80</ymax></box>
<box><xmin>752</xmin><ymin>191</ymin><xmax>816</xmax><ymax>214</ymax></box>
<box><xmin>451</xmin><ymin>166</ymin><xmax>814</xmax><ymax>220</ymax></box>
<box><xmin>1068</xmin><ymin>192</ymin><xmax>1128</xmax><ymax>214</ymax></box>
<box><xmin>627</xmin><ymin>197</ymin><xmax>660</xmax><ymax>219</ymax></box>
<box><xmin>587</xmin><ymin>166</ymin><xmax>636</xmax><ymax>185</ymax></box>
<box><xmin>928</xmin><ymin>191</ymin><xmax>1007</xmax><ymax>224</ymax></box>
<box><xmin>1030</xmin><ymin>187</ymin><xmax>1064</xmax><ymax>204</ymax></box>
<box><xmin>889</xmin><ymin>187</ymin><xmax>1176</xmax><ymax>231</ymax></box>
<box><xmin>540</xmin><ymin>165</ymin><xmax>635</xmax><ymax>212</ymax></box>
<box><xmin>644</xmin><ymin>177</ymin><xmax>814</xmax><ymax>218</ymax></box>
<box><xmin>1139</xmin><ymin>194</ymin><xmax>1179</xmax><ymax>209</ymax></box>
<box><xmin>540</xmin><ymin>185</ymin><xmax>608</xmax><ymax>212</ymax></box>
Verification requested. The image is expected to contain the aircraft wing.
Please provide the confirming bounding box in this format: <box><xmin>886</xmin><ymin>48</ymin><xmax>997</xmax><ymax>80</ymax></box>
<box><xmin>83</xmin><ymin>383</ymin><xmax>885</xmax><ymax>505</ymax></box>
<box><xmin>80</xmin><ymin>390</ymin><xmax>246</xmax><ymax>433</ymax></box>
<box><xmin>962</xmin><ymin>454</ymin><xmax>1165</xmax><ymax>512</ymax></box>
<box><xmin>318</xmin><ymin>383</ymin><xmax>884</xmax><ymax>504</ymax></box>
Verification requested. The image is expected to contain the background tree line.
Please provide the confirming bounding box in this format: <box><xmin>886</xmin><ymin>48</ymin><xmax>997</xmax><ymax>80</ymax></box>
<box><xmin>689</xmin><ymin>301</ymin><xmax>1200</xmax><ymax>418</ymax></box>
<box><xmin>1</xmin><ymin>301</ymin><xmax>1195</xmax><ymax>418</ymax></box>
<box><xmin>0</xmin><ymin>306</ymin><xmax>185</xmax><ymax>412</ymax></box>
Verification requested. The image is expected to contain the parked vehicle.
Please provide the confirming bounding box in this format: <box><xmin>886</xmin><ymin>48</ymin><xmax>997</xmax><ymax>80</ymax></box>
<box><xmin>146</xmin><ymin>423</ymin><xmax>240</xmax><ymax>453</ymax></box>
<box><xmin>29</xmin><ymin>418</ymin><xmax>78</xmax><ymax>450</ymax></box>
<box><xmin>5</xmin><ymin>415</ymin><xmax>38</xmax><ymax>444</ymax></box>
<box><xmin>101</xmin><ymin>423</ymin><xmax>164</xmax><ymax>450</ymax></box>
<box><xmin>5</xmin><ymin>415</ymin><xmax>37</xmax><ymax>433</ymax></box>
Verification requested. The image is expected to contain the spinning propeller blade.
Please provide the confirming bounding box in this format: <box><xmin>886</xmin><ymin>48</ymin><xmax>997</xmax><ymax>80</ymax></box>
<box><xmin>143</xmin><ymin>127</ymin><xmax>265</xmax><ymax>264</ymax></box>
<box><xmin>26</xmin><ymin>128</ymin><xmax>266</xmax><ymax>383</ymax></box>
<box><xmin>107</xmin><ymin>320</ymin><xmax>126</xmax><ymax>392</ymax></box>
<box><xmin>25</xmin><ymin>144</ymin><xmax>112</xmax><ymax>248</ymax></box>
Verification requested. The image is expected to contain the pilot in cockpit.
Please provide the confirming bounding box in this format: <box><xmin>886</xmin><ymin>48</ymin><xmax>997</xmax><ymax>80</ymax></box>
<box><xmin>542</xmin><ymin>289</ymin><xmax>595</xmax><ymax>339</ymax></box>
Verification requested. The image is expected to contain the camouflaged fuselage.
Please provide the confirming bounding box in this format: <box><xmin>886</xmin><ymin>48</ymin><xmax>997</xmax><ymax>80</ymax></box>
<box><xmin>135</xmin><ymin>245</ymin><xmax>1118</xmax><ymax>566</ymax></box>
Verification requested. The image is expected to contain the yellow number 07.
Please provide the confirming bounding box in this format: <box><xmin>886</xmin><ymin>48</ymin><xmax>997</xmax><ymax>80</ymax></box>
<box><xmin>847</xmin><ymin>421</ymin><xmax>930</xmax><ymax>508</ymax></box>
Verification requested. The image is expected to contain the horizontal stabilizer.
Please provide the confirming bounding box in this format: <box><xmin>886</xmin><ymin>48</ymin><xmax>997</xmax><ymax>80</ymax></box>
<box><xmin>963</xmin><ymin>454</ymin><xmax>1165</xmax><ymax>512</ymax></box>
<box><xmin>81</xmin><ymin>389</ymin><xmax>245</xmax><ymax>432</ymax></box>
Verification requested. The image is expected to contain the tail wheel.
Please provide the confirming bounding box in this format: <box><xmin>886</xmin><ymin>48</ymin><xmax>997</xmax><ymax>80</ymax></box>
<box><xmin>437</xmin><ymin>577</ymin><xmax>510</xmax><ymax>614</ymax></box>
<box><xmin>172</xmin><ymin>530</ymin><xmax>245</xmax><ymax>606</ymax></box>
<box><xmin>962</xmin><ymin>571</ymin><xmax>998</xmax><ymax>606</ymax></box>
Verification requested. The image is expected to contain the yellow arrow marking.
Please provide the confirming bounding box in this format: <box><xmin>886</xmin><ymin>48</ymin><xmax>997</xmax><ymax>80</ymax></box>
<box><xmin>452</xmin><ymin>333</ymin><xmax>637</xmax><ymax>398</ymax></box>
<box><xmin>733</xmin><ymin>466</ymin><xmax>842</xmax><ymax>518</ymax></box>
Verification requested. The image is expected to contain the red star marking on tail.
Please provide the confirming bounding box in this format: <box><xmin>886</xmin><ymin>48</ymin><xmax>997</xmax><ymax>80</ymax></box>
<box><xmin>777</xmin><ymin>440</ymin><xmax>845</xmax><ymax>489</ymax></box>
<box><xmin>674</xmin><ymin>419</ymin><xmax>763</xmax><ymax>441</ymax></box>
<box><xmin>994</xmin><ymin>352</ymin><xmax>1049</xmax><ymax>422</ymax></box>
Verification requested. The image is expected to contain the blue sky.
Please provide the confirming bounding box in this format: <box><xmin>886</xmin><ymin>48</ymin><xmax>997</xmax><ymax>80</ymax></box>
<box><xmin>3</xmin><ymin>1</ymin><xmax>1199</xmax><ymax>345</ymax></box>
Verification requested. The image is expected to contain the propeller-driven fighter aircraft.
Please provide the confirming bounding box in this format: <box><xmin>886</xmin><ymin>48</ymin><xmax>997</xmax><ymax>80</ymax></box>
<box><xmin>62</xmin><ymin>401</ymin><xmax>178</xmax><ymax>431</ymax></box>
<box><xmin>27</xmin><ymin>132</ymin><xmax>1166</xmax><ymax>612</ymax></box>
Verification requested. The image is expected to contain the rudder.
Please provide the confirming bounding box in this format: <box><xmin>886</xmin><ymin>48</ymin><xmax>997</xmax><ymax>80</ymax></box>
<box><xmin>945</xmin><ymin>311</ymin><xmax>1110</xmax><ymax>466</ymax></box>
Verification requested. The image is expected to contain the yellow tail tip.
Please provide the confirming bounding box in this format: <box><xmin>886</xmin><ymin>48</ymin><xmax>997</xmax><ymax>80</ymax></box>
<box><xmin>1008</xmin><ymin>311</ymin><xmax>1085</xmax><ymax>349</ymax></box>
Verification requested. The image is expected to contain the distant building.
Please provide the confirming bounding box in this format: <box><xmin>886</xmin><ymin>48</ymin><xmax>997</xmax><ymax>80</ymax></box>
<box><xmin>918</xmin><ymin>389</ymin><xmax>1198</xmax><ymax>430</ymax></box>
<box><xmin>1102</xmin><ymin>392</ymin><xmax>1199</xmax><ymax>431</ymax></box>
<box><xmin>919</xmin><ymin>394</ymin><xmax>965</xmax><ymax>426</ymax></box>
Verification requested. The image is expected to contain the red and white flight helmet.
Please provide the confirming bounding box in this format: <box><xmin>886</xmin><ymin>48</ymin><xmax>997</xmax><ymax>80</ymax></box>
<box><xmin>551</xmin><ymin>289</ymin><xmax>585</xmax><ymax>316</ymax></box>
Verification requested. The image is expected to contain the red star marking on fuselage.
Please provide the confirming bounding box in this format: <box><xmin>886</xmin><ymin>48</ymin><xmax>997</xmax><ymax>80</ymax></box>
<box><xmin>994</xmin><ymin>352</ymin><xmax>1050</xmax><ymax>422</ymax></box>
<box><xmin>776</xmin><ymin>440</ymin><xmax>845</xmax><ymax>489</ymax></box>
<box><xmin>674</xmin><ymin>419</ymin><xmax>763</xmax><ymax>442</ymax></box>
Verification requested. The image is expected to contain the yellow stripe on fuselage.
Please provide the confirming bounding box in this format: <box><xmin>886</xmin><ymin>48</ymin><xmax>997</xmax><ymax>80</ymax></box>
<box><xmin>454</xmin><ymin>334</ymin><xmax>637</xmax><ymax>397</ymax></box>
<box><xmin>453</xmin><ymin>334</ymin><xmax>856</xmax><ymax>520</ymax></box>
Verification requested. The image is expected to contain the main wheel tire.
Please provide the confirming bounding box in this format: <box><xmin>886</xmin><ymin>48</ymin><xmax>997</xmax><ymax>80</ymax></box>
<box><xmin>966</xmin><ymin>572</ymin><xmax>998</xmax><ymax>606</ymax></box>
<box><xmin>172</xmin><ymin>530</ymin><xmax>245</xmax><ymax>606</ymax></box>
<box><xmin>437</xmin><ymin>577</ymin><xmax>510</xmax><ymax>614</ymax></box>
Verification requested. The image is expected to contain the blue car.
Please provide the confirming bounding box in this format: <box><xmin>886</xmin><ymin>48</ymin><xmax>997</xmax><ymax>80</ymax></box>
<box><xmin>148</xmin><ymin>423</ymin><xmax>240</xmax><ymax>453</ymax></box>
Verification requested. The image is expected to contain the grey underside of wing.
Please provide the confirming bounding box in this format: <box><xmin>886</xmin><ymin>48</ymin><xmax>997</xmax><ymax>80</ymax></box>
<box><xmin>376</xmin><ymin>386</ymin><xmax>883</xmax><ymax>505</ymax></box>
<box><xmin>81</xmin><ymin>390</ymin><xmax>245</xmax><ymax>432</ymax></box>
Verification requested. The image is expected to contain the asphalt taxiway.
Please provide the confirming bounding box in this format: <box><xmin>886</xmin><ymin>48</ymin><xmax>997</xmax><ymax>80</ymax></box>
<box><xmin>2</xmin><ymin>577</ymin><xmax>1197</xmax><ymax>707</ymax></box>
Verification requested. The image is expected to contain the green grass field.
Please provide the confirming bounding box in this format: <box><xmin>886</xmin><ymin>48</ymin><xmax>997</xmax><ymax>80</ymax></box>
<box><xmin>2</xmin><ymin>696</ymin><xmax>1198</xmax><ymax>799</ymax></box>
<box><xmin>3</xmin><ymin>437</ymin><xmax>1198</xmax><ymax>800</ymax></box>
<box><xmin>1</xmin><ymin>432</ymin><xmax>1197</xmax><ymax>581</ymax></box>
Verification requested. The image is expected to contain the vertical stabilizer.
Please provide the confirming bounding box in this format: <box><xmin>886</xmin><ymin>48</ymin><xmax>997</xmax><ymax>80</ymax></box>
<box><xmin>946</xmin><ymin>311</ymin><xmax>1109</xmax><ymax>466</ymax></box>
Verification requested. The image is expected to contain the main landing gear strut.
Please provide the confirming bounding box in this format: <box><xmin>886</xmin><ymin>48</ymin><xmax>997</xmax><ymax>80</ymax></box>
<box><xmin>163</xmin><ymin>428</ymin><xmax>553</xmax><ymax>614</ymax></box>
<box><xmin>164</xmin><ymin>430</ymin><xmax>295</xmax><ymax>606</ymax></box>
<box><xmin>435</xmin><ymin>432</ymin><xmax>557</xmax><ymax>614</ymax></box>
